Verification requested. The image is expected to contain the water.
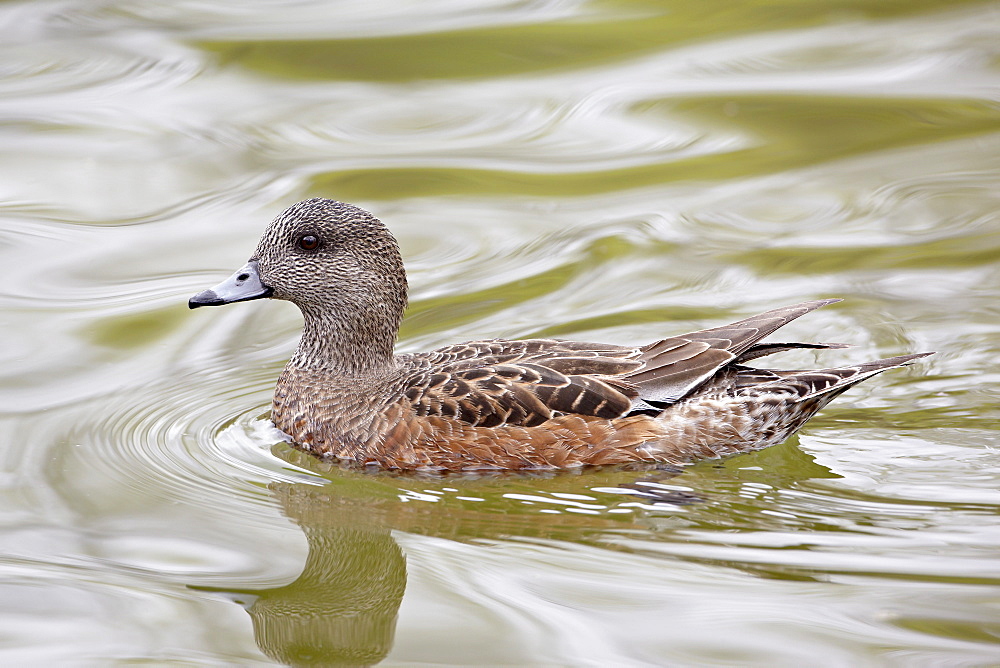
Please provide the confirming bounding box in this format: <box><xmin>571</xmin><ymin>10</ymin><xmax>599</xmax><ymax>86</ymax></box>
<box><xmin>2</xmin><ymin>0</ymin><xmax>999</xmax><ymax>664</ymax></box>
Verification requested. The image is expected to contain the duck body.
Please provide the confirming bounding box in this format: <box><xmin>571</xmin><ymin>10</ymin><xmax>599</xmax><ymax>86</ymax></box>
<box><xmin>190</xmin><ymin>198</ymin><xmax>930</xmax><ymax>472</ymax></box>
<box><xmin>270</xmin><ymin>329</ymin><xmax>925</xmax><ymax>472</ymax></box>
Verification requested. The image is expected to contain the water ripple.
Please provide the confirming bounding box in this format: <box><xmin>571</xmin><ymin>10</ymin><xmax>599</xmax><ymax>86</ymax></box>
<box><xmin>2</xmin><ymin>0</ymin><xmax>999</xmax><ymax>663</ymax></box>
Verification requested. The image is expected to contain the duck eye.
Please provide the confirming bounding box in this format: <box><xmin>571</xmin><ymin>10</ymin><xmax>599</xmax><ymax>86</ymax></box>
<box><xmin>298</xmin><ymin>234</ymin><xmax>320</xmax><ymax>251</ymax></box>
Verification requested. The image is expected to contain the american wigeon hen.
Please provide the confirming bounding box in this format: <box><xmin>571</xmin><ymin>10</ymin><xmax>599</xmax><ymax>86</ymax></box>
<box><xmin>190</xmin><ymin>198</ymin><xmax>930</xmax><ymax>472</ymax></box>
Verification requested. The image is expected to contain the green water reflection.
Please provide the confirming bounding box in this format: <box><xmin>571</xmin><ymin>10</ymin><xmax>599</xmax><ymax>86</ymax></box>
<box><xmin>200</xmin><ymin>0</ymin><xmax>992</xmax><ymax>82</ymax></box>
<box><xmin>219</xmin><ymin>484</ymin><xmax>407</xmax><ymax>667</ymax></box>
<box><xmin>310</xmin><ymin>96</ymin><xmax>1000</xmax><ymax>200</ymax></box>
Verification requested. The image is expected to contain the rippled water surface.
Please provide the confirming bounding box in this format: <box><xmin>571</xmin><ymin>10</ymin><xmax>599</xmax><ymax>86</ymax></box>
<box><xmin>3</xmin><ymin>0</ymin><xmax>1000</xmax><ymax>664</ymax></box>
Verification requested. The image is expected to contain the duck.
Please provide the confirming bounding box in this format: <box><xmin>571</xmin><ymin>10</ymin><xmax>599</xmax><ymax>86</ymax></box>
<box><xmin>189</xmin><ymin>198</ymin><xmax>931</xmax><ymax>472</ymax></box>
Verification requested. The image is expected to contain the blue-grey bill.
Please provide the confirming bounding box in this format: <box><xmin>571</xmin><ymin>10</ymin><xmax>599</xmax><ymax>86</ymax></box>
<box><xmin>189</xmin><ymin>260</ymin><xmax>273</xmax><ymax>309</ymax></box>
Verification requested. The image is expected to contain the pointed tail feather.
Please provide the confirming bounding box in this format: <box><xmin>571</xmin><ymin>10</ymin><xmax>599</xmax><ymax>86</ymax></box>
<box><xmin>790</xmin><ymin>352</ymin><xmax>934</xmax><ymax>401</ymax></box>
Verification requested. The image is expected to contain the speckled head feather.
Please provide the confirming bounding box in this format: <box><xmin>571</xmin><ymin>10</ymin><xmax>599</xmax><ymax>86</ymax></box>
<box><xmin>252</xmin><ymin>198</ymin><xmax>408</xmax><ymax>373</ymax></box>
<box><xmin>189</xmin><ymin>198</ymin><xmax>932</xmax><ymax>472</ymax></box>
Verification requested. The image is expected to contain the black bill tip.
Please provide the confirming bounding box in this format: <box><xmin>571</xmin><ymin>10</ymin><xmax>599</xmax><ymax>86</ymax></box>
<box><xmin>189</xmin><ymin>289</ymin><xmax>223</xmax><ymax>309</ymax></box>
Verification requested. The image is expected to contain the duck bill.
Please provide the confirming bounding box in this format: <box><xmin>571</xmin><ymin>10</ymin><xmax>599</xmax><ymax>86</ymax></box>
<box><xmin>189</xmin><ymin>260</ymin><xmax>273</xmax><ymax>309</ymax></box>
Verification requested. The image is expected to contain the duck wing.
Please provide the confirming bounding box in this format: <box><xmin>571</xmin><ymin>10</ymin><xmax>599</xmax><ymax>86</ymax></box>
<box><xmin>624</xmin><ymin>299</ymin><xmax>841</xmax><ymax>404</ymax></box>
<box><xmin>400</xmin><ymin>299</ymin><xmax>843</xmax><ymax>428</ymax></box>
<box><xmin>403</xmin><ymin>339</ymin><xmax>644</xmax><ymax>428</ymax></box>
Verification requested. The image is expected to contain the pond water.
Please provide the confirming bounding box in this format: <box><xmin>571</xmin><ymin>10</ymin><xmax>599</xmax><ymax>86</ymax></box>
<box><xmin>2</xmin><ymin>0</ymin><xmax>1000</xmax><ymax>664</ymax></box>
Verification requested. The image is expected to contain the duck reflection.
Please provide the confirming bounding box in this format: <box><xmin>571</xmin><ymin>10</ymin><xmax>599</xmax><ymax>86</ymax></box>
<box><xmin>214</xmin><ymin>435</ymin><xmax>840</xmax><ymax>665</ymax></box>
<box><xmin>241</xmin><ymin>482</ymin><xmax>406</xmax><ymax>667</ymax></box>
<box><xmin>233</xmin><ymin>456</ymin><xmax>686</xmax><ymax>666</ymax></box>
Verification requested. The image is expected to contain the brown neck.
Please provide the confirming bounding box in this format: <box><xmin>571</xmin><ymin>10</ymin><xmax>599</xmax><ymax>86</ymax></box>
<box><xmin>290</xmin><ymin>305</ymin><xmax>399</xmax><ymax>375</ymax></box>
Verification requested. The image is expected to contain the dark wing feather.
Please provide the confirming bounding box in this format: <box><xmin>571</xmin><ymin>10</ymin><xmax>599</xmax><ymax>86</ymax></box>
<box><xmin>403</xmin><ymin>340</ymin><xmax>642</xmax><ymax>428</ymax></box>
<box><xmin>625</xmin><ymin>299</ymin><xmax>841</xmax><ymax>403</ymax></box>
<box><xmin>735</xmin><ymin>341</ymin><xmax>850</xmax><ymax>363</ymax></box>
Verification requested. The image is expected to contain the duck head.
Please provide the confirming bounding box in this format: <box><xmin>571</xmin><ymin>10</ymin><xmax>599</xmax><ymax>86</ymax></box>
<box><xmin>189</xmin><ymin>198</ymin><xmax>408</xmax><ymax>372</ymax></box>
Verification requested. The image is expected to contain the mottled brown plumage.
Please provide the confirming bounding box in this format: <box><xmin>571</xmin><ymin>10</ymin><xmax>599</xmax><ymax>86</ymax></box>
<box><xmin>190</xmin><ymin>198</ymin><xmax>931</xmax><ymax>472</ymax></box>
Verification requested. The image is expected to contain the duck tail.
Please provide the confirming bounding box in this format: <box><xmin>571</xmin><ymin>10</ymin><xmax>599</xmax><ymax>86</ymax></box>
<box><xmin>778</xmin><ymin>352</ymin><xmax>934</xmax><ymax>402</ymax></box>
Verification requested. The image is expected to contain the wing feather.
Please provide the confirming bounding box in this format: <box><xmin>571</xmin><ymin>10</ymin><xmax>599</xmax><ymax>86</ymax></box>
<box><xmin>403</xmin><ymin>340</ymin><xmax>639</xmax><ymax>427</ymax></box>
<box><xmin>399</xmin><ymin>300</ymin><xmax>847</xmax><ymax>427</ymax></box>
<box><xmin>624</xmin><ymin>300</ymin><xmax>841</xmax><ymax>403</ymax></box>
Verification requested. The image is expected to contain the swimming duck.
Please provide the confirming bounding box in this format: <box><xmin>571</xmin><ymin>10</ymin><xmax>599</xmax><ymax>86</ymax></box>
<box><xmin>190</xmin><ymin>198</ymin><xmax>930</xmax><ymax>471</ymax></box>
